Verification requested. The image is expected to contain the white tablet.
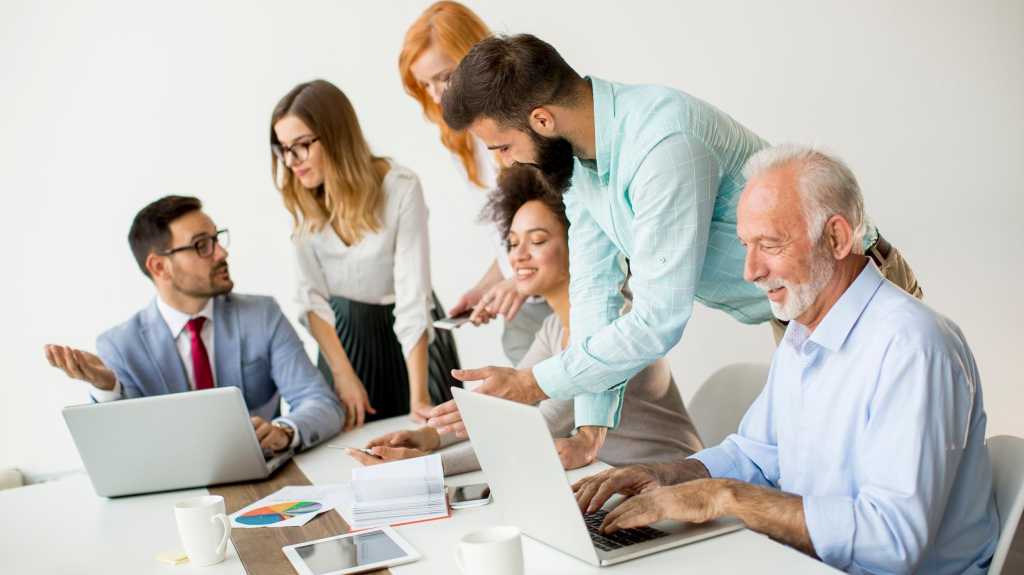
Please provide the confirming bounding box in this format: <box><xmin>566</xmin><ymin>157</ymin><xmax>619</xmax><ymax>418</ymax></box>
<box><xmin>282</xmin><ymin>526</ymin><xmax>420</xmax><ymax>575</ymax></box>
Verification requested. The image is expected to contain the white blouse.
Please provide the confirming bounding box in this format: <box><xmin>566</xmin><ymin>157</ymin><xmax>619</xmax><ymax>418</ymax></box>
<box><xmin>293</xmin><ymin>161</ymin><xmax>433</xmax><ymax>358</ymax></box>
<box><xmin>451</xmin><ymin>136</ymin><xmax>513</xmax><ymax>279</ymax></box>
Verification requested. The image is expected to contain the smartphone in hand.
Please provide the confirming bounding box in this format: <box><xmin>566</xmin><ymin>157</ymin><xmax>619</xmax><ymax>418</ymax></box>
<box><xmin>433</xmin><ymin>311</ymin><xmax>472</xmax><ymax>330</ymax></box>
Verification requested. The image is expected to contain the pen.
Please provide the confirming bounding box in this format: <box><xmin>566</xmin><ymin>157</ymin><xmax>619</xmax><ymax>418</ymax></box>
<box><xmin>325</xmin><ymin>444</ymin><xmax>375</xmax><ymax>454</ymax></box>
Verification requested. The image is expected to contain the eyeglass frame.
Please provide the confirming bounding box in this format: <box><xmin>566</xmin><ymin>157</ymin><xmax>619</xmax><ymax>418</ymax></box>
<box><xmin>158</xmin><ymin>229</ymin><xmax>230</xmax><ymax>258</ymax></box>
<box><xmin>272</xmin><ymin>136</ymin><xmax>319</xmax><ymax>165</ymax></box>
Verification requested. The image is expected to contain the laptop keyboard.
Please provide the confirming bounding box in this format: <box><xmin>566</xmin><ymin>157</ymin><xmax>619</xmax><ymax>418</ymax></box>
<box><xmin>583</xmin><ymin>509</ymin><xmax>669</xmax><ymax>551</ymax></box>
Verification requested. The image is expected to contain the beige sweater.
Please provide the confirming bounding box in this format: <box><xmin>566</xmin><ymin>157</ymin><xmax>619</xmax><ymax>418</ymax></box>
<box><xmin>438</xmin><ymin>314</ymin><xmax>703</xmax><ymax>475</ymax></box>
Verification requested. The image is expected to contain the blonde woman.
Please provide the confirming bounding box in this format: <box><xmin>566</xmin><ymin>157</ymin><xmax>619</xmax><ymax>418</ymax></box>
<box><xmin>270</xmin><ymin>79</ymin><xmax>460</xmax><ymax>430</ymax></box>
<box><xmin>399</xmin><ymin>1</ymin><xmax>551</xmax><ymax>364</ymax></box>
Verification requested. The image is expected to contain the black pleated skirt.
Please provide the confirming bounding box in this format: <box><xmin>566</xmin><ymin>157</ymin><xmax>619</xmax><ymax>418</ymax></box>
<box><xmin>316</xmin><ymin>292</ymin><xmax>462</xmax><ymax>421</ymax></box>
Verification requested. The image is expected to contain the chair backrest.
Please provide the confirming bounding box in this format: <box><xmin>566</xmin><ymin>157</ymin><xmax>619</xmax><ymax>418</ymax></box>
<box><xmin>688</xmin><ymin>363</ymin><xmax>770</xmax><ymax>448</ymax></box>
<box><xmin>988</xmin><ymin>435</ymin><xmax>1024</xmax><ymax>574</ymax></box>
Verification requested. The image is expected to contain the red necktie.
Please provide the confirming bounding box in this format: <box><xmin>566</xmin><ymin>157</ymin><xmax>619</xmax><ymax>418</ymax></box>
<box><xmin>185</xmin><ymin>317</ymin><xmax>214</xmax><ymax>390</ymax></box>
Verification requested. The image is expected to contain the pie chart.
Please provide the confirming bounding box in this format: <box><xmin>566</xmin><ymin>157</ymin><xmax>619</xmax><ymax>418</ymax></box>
<box><xmin>236</xmin><ymin>500</ymin><xmax>323</xmax><ymax>526</ymax></box>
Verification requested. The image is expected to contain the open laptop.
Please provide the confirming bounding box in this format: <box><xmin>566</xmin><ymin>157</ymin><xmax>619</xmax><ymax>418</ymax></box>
<box><xmin>452</xmin><ymin>387</ymin><xmax>742</xmax><ymax>567</ymax></box>
<box><xmin>63</xmin><ymin>387</ymin><xmax>292</xmax><ymax>497</ymax></box>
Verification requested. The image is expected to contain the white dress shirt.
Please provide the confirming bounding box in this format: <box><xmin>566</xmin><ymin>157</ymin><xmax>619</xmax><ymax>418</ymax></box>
<box><xmin>92</xmin><ymin>297</ymin><xmax>214</xmax><ymax>401</ymax></box>
<box><xmin>293</xmin><ymin>161</ymin><xmax>434</xmax><ymax>358</ymax></box>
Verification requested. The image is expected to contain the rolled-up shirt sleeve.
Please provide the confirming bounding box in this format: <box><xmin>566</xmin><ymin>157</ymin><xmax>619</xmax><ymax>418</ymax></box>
<box><xmin>390</xmin><ymin>173</ymin><xmax>433</xmax><ymax>358</ymax></box>
<box><xmin>532</xmin><ymin>179</ymin><xmax>627</xmax><ymax>427</ymax></box>
<box><xmin>802</xmin><ymin>339</ymin><xmax>974</xmax><ymax>574</ymax></box>
<box><xmin>533</xmin><ymin>134</ymin><xmax>719</xmax><ymax>428</ymax></box>
<box><xmin>293</xmin><ymin>234</ymin><xmax>336</xmax><ymax>332</ymax></box>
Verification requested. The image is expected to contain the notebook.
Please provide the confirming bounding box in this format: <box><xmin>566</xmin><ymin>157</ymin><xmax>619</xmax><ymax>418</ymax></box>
<box><xmin>348</xmin><ymin>454</ymin><xmax>450</xmax><ymax>530</ymax></box>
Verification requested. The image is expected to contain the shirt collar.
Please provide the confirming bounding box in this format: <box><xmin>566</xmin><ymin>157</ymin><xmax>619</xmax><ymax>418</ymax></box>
<box><xmin>588</xmin><ymin>76</ymin><xmax>615</xmax><ymax>185</ymax></box>
<box><xmin>156</xmin><ymin>296</ymin><xmax>214</xmax><ymax>339</ymax></box>
<box><xmin>800</xmin><ymin>260</ymin><xmax>885</xmax><ymax>352</ymax></box>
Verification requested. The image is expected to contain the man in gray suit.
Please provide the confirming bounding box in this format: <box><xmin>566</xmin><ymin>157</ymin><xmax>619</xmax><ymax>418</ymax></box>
<box><xmin>45</xmin><ymin>195</ymin><xmax>343</xmax><ymax>452</ymax></box>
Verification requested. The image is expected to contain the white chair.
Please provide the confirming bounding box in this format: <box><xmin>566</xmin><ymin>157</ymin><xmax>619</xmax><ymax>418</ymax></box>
<box><xmin>688</xmin><ymin>363</ymin><xmax>769</xmax><ymax>448</ymax></box>
<box><xmin>988</xmin><ymin>435</ymin><xmax>1024</xmax><ymax>574</ymax></box>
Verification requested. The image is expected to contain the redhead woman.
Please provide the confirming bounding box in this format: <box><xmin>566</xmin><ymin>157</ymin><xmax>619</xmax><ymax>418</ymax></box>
<box><xmin>271</xmin><ymin>79</ymin><xmax>460</xmax><ymax>430</ymax></box>
<box><xmin>399</xmin><ymin>1</ymin><xmax>551</xmax><ymax>364</ymax></box>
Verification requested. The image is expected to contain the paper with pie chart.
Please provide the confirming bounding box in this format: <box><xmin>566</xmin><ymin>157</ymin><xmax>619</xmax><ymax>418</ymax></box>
<box><xmin>230</xmin><ymin>485</ymin><xmax>345</xmax><ymax>529</ymax></box>
<box><xmin>235</xmin><ymin>500</ymin><xmax>323</xmax><ymax>526</ymax></box>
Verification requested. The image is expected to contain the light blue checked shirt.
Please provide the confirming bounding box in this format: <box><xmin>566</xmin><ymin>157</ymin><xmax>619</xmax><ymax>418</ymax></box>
<box><xmin>532</xmin><ymin>77</ymin><xmax>878</xmax><ymax>427</ymax></box>
<box><xmin>692</xmin><ymin>263</ymin><xmax>998</xmax><ymax>574</ymax></box>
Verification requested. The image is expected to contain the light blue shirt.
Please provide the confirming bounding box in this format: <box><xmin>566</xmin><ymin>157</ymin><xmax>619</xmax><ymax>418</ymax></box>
<box><xmin>532</xmin><ymin>77</ymin><xmax>879</xmax><ymax>427</ymax></box>
<box><xmin>692</xmin><ymin>262</ymin><xmax>998</xmax><ymax>574</ymax></box>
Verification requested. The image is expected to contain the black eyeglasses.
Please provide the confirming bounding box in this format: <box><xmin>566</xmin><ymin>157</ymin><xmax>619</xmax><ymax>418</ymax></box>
<box><xmin>272</xmin><ymin>137</ymin><xmax>319</xmax><ymax>164</ymax></box>
<box><xmin>159</xmin><ymin>229</ymin><xmax>230</xmax><ymax>258</ymax></box>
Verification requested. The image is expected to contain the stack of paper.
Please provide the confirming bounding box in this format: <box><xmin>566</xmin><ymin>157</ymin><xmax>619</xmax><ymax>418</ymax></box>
<box><xmin>349</xmin><ymin>454</ymin><xmax>449</xmax><ymax>529</ymax></box>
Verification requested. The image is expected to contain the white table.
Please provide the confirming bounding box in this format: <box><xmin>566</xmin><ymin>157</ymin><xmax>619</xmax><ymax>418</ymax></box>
<box><xmin>0</xmin><ymin>416</ymin><xmax>838</xmax><ymax>574</ymax></box>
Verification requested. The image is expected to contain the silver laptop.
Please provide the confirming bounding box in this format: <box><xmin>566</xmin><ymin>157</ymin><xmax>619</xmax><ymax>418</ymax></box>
<box><xmin>63</xmin><ymin>387</ymin><xmax>292</xmax><ymax>497</ymax></box>
<box><xmin>452</xmin><ymin>387</ymin><xmax>742</xmax><ymax>567</ymax></box>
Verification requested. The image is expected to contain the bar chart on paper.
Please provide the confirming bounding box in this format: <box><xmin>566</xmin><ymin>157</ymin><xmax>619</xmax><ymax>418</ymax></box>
<box><xmin>235</xmin><ymin>500</ymin><xmax>323</xmax><ymax>526</ymax></box>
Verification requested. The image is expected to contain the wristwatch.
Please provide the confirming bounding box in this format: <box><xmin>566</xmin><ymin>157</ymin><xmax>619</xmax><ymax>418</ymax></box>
<box><xmin>271</xmin><ymin>420</ymin><xmax>296</xmax><ymax>450</ymax></box>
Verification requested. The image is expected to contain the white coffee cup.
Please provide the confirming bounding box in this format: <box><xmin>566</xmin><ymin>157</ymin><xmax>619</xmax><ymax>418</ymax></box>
<box><xmin>455</xmin><ymin>525</ymin><xmax>523</xmax><ymax>575</ymax></box>
<box><xmin>174</xmin><ymin>495</ymin><xmax>231</xmax><ymax>566</ymax></box>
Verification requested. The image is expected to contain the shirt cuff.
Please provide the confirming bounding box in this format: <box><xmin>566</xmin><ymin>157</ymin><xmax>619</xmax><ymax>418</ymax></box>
<box><xmin>689</xmin><ymin>445</ymin><xmax>740</xmax><ymax>479</ymax></box>
<box><xmin>90</xmin><ymin>380</ymin><xmax>122</xmax><ymax>402</ymax></box>
<box><xmin>273</xmin><ymin>418</ymin><xmax>302</xmax><ymax>449</ymax></box>
<box><xmin>572</xmin><ymin>391</ymin><xmax>623</xmax><ymax>428</ymax></box>
<box><xmin>533</xmin><ymin>354</ymin><xmax>576</xmax><ymax>400</ymax></box>
<box><xmin>802</xmin><ymin>494</ymin><xmax>855</xmax><ymax>571</ymax></box>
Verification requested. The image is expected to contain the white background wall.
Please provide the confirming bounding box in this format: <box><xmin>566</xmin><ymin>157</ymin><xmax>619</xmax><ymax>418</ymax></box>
<box><xmin>2</xmin><ymin>0</ymin><xmax>1021</xmax><ymax>478</ymax></box>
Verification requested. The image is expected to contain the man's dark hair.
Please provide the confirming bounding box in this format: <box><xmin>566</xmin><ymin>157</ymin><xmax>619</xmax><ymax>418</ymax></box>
<box><xmin>128</xmin><ymin>195</ymin><xmax>203</xmax><ymax>278</ymax></box>
<box><xmin>483</xmin><ymin>165</ymin><xmax>569</xmax><ymax>241</ymax></box>
<box><xmin>442</xmin><ymin>34</ymin><xmax>584</xmax><ymax>131</ymax></box>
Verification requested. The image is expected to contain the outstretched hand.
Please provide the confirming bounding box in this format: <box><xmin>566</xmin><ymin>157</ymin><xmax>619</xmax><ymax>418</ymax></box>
<box><xmin>426</xmin><ymin>366</ymin><xmax>548</xmax><ymax>437</ymax></box>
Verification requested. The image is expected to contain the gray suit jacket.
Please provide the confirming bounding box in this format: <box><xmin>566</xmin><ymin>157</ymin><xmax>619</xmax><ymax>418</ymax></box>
<box><xmin>95</xmin><ymin>293</ymin><xmax>343</xmax><ymax>450</ymax></box>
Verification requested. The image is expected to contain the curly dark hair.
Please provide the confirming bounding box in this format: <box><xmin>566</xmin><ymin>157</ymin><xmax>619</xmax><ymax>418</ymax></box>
<box><xmin>483</xmin><ymin>165</ymin><xmax>570</xmax><ymax>242</ymax></box>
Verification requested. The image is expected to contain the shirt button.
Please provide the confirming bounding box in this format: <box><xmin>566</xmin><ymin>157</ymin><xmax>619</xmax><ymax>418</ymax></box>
<box><xmin>658</xmin><ymin>256</ymin><xmax>666</xmax><ymax>264</ymax></box>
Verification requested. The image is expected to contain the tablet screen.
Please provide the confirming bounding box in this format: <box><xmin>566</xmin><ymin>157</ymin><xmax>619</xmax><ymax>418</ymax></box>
<box><xmin>294</xmin><ymin>530</ymin><xmax>408</xmax><ymax>575</ymax></box>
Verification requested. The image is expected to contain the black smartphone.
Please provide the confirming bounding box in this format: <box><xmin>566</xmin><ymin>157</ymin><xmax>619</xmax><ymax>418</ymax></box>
<box><xmin>449</xmin><ymin>482</ymin><xmax>491</xmax><ymax>508</ymax></box>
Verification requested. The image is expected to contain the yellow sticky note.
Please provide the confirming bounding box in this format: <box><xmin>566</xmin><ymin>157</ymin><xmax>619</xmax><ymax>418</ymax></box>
<box><xmin>156</xmin><ymin>550</ymin><xmax>189</xmax><ymax>566</ymax></box>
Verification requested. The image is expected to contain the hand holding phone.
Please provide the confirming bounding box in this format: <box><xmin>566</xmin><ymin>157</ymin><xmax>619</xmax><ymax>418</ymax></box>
<box><xmin>433</xmin><ymin>311</ymin><xmax>472</xmax><ymax>330</ymax></box>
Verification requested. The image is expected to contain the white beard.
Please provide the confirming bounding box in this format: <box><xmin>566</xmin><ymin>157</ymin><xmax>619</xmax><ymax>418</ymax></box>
<box><xmin>755</xmin><ymin>247</ymin><xmax>835</xmax><ymax>322</ymax></box>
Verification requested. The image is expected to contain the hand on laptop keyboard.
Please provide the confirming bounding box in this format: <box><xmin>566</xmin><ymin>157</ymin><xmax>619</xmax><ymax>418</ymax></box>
<box><xmin>583</xmin><ymin>509</ymin><xmax>668</xmax><ymax>551</ymax></box>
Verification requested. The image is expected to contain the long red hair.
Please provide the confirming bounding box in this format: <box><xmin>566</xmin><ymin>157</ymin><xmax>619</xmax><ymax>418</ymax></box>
<box><xmin>399</xmin><ymin>1</ymin><xmax>491</xmax><ymax>187</ymax></box>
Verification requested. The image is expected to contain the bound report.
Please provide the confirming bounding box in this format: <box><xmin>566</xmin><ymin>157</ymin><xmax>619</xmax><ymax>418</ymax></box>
<box><xmin>349</xmin><ymin>454</ymin><xmax>450</xmax><ymax>529</ymax></box>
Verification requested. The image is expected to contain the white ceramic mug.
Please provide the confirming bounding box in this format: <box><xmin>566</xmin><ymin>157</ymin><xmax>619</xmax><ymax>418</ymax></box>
<box><xmin>174</xmin><ymin>495</ymin><xmax>231</xmax><ymax>566</ymax></box>
<box><xmin>455</xmin><ymin>525</ymin><xmax>523</xmax><ymax>575</ymax></box>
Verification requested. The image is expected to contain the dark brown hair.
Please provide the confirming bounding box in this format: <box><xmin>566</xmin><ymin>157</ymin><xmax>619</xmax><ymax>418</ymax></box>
<box><xmin>128</xmin><ymin>195</ymin><xmax>202</xmax><ymax>278</ymax></box>
<box><xmin>484</xmin><ymin>165</ymin><xmax>569</xmax><ymax>241</ymax></box>
<box><xmin>441</xmin><ymin>34</ymin><xmax>584</xmax><ymax>131</ymax></box>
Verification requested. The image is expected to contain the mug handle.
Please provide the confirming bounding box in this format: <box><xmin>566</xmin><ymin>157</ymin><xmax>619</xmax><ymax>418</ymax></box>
<box><xmin>211</xmin><ymin>513</ymin><xmax>231</xmax><ymax>556</ymax></box>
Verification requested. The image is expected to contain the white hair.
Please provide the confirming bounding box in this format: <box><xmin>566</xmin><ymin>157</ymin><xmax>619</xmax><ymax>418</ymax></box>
<box><xmin>742</xmin><ymin>144</ymin><xmax>865</xmax><ymax>254</ymax></box>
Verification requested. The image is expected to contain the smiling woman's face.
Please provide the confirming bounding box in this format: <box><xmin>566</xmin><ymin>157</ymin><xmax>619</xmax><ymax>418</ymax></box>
<box><xmin>273</xmin><ymin>114</ymin><xmax>325</xmax><ymax>189</ymax></box>
<box><xmin>506</xmin><ymin>200</ymin><xmax>570</xmax><ymax>297</ymax></box>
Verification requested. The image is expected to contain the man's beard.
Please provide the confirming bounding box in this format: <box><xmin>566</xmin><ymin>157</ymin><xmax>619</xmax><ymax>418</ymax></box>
<box><xmin>172</xmin><ymin>262</ymin><xmax>234</xmax><ymax>299</ymax></box>
<box><xmin>755</xmin><ymin>242</ymin><xmax>835</xmax><ymax>322</ymax></box>
<box><xmin>525</xmin><ymin>130</ymin><xmax>575</xmax><ymax>193</ymax></box>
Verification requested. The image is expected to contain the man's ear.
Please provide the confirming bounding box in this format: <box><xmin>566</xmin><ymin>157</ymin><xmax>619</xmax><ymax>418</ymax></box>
<box><xmin>145</xmin><ymin>252</ymin><xmax>168</xmax><ymax>281</ymax></box>
<box><xmin>824</xmin><ymin>215</ymin><xmax>855</xmax><ymax>259</ymax></box>
<box><xmin>528</xmin><ymin>107</ymin><xmax>557</xmax><ymax>137</ymax></box>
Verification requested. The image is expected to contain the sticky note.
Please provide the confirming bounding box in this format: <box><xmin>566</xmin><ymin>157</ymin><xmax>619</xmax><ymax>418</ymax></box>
<box><xmin>156</xmin><ymin>550</ymin><xmax>189</xmax><ymax>565</ymax></box>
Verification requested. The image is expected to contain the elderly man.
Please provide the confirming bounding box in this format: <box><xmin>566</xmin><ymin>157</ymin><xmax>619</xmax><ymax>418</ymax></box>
<box><xmin>572</xmin><ymin>146</ymin><xmax>998</xmax><ymax>574</ymax></box>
